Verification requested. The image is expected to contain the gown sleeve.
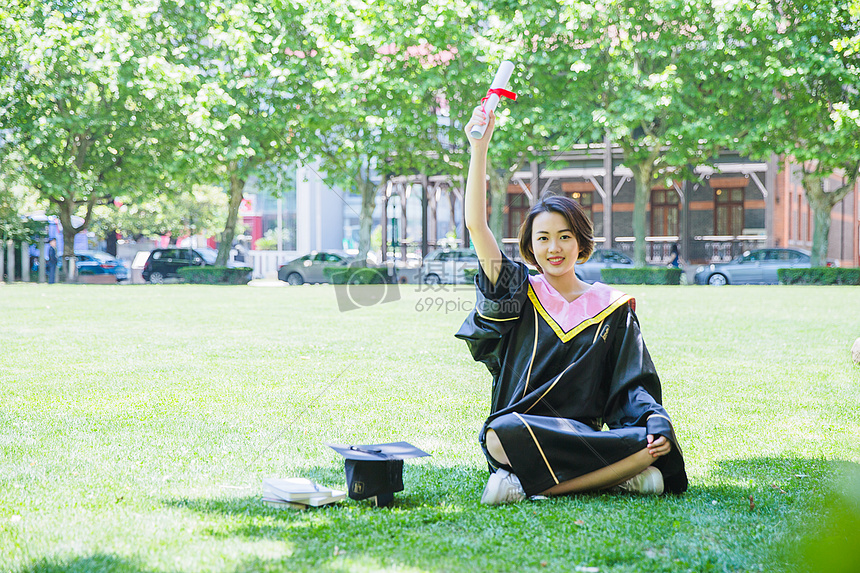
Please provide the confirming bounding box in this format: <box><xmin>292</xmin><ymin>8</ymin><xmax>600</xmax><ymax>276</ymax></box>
<box><xmin>454</xmin><ymin>254</ymin><xmax>530</xmax><ymax>378</ymax></box>
<box><xmin>603</xmin><ymin>304</ymin><xmax>688</xmax><ymax>493</ymax></box>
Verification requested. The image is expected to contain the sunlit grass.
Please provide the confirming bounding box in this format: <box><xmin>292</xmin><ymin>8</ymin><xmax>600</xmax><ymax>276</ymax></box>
<box><xmin>1</xmin><ymin>282</ymin><xmax>858</xmax><ymax>572</ymax></box>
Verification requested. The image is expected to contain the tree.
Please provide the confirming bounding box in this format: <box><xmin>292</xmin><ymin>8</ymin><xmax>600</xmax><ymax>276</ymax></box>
<box><xmin>733</xmin><ymin>0</ymin><xmax>860</xmax><ymax>265</ymax></box>
<box><xmin>553</xmin><ymin>0</ymin><xmax>728</xmax><ymax>266</ymax></box>
<box><xmin>296</xmin><ymin>1</ymin><xmax>455</xmax><ymax>262</ymax></box>
<box><xmin>89</xmin><ymin>184</ymin><xmax>228</xmax><ymax>242</ymax></box>
<box><xmin>158</xmin><ymin>0</ymin><xmax>319</xmax><ymax>266</ymax></box>
<box><xmin>1</xmin><ymin>0</ymin><xmax>189</xmax><ymax>279</ymax></box>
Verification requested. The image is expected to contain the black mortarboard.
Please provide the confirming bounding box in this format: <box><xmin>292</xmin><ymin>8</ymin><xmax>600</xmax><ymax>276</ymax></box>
<box><xmin>328</xmin><ymin>441</ymin><xmax>431</xmax><ymax>507</ymax></box>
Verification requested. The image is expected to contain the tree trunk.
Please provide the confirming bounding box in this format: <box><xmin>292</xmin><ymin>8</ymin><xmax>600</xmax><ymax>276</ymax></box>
<box><xmin>357</xmin><ymin>178</ymin><xmax>379</xmax><ymax>265</ymax></box>
<box><xmin>56</xmin><ymin>198</ymin><xmax>78</xmax><ymax>282</ymax></box>
<box><xmin>448</xmin><ymin>189</ymin><xmax>459</xmax><ymax>241</ymax></box>
<box><xmin>629</xmin><ymin>163</ymin><xmax>654</xmax><ymax>267</ymax></box>
<box><xmin>218</xmin><ymin>166</ymin><xmax>246</xmax><ymax>266</ymax></box>
<box><xmin>487</xmin><ymin>156</ymin><xmax>524</xmax><ymax>248</ymax></box>
<box><xmin>809</xmin><ymin>200</ymin><xmax>832</xmax><ymax>267</ymax></box>
<box><xmin>802</xmin><ymin>167</ymin><xmax>857</xmax><ymax>267</ymax></box>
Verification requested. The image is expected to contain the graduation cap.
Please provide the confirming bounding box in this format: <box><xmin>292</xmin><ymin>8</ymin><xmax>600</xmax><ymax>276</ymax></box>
<box><xmin>328</xmin><ymin>441</ymin><xmax>430</xmax><ymax>507</ymax></box>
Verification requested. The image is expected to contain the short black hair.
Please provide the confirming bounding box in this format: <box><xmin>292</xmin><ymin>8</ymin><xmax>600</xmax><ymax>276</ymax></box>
<box><xmin>517</xmin><ymin>195</ymin><xmax>594</xmax><ymax>272</ymax></box>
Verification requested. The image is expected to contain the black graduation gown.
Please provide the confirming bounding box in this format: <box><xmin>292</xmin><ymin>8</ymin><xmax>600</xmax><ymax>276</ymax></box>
<box><xmin>455</xmin><ymin>255</ymin><xmax>688</xmax><ymax>496</ymax></box>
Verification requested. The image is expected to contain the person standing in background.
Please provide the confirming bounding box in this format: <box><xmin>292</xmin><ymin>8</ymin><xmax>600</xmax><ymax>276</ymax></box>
<box><xmin>46</xmin><ymin>238</ymin><xmax>58</xmax><ymax>284</ymax></box>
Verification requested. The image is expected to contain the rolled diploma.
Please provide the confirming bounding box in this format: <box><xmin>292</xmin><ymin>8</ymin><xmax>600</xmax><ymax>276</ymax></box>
<box><xmin>470</xmin><ymin>60</ymin><xmax>515</xmax><ymax>139</ymax></box>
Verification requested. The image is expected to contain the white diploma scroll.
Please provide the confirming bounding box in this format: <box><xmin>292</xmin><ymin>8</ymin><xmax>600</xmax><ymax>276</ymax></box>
<box><xmin>470</xmin><ymin>60</ymin><xmax>516</xmax><ymax>139</ymax></box>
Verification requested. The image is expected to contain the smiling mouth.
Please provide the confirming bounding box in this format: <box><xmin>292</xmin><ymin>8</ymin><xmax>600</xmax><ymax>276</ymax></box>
<box><xmin>547</xmin><ymin>257</ymin><xmax>564</xmax><ymax>266</ymax></box>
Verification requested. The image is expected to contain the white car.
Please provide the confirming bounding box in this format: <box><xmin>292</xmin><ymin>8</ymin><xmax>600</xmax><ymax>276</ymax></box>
<box><xmin>420</xmin><ymin>248</ymin><xmax>479</xmax><ymax>284</ymax></box>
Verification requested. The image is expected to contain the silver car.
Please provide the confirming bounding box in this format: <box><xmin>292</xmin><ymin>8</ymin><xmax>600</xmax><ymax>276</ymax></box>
<box><xmin>421</xmin><ymin>248</ymin><xmax>479</xmax><ymax>284</ymax></box>
<box><xmin>278</xmin><ymin>251</ymin><xmax>353</xmax><ymax>285</ymax></box>
<box><xmin>694</xmin><ymin>248</ymin><xmax>817</xmax><ymax>285</ymax></box>
<box><xmin>575</xmin><ymin>249</ymin><xmax>634</xmax><ymax>283</ymax></box>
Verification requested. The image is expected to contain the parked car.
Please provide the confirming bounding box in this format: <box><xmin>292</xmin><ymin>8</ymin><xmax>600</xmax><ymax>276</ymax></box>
<box><xmin>75</xmin><ymin>250</ymin><xmax>129</xmax><ymax>282</ymax></box>
<box><xmin>694</xmin><ymin>248</ymin><xmax>827</xmax><ymax>285</ymax></box>
<box><xmin>421</xmin><ymin>248</ymin><xmax>479</xmax><ymax>284</ymax></box>
<box><xmin>575</xmin><ymin>249</ymin><xmax>635</xmax><ymax>283</ymax></box>
<box><xmin>277</xmin><ymin>251</ymin><xmax>355</xmax><ymax>285</ymax></box>
<box><xmin>142</xmin><ymin>247</ymin><xmax>216</xmax><ymax>283</ymax></box>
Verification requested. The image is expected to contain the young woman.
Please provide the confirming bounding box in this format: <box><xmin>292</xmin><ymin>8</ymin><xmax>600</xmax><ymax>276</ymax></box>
<box><xmin>456</xmin><ymin>107</ymin><xmax>688</xmax><ymax>504</ymax></box>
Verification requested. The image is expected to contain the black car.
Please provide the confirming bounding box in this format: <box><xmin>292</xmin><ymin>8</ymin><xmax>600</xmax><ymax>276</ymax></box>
<box><xmin>142</xmin><ymin>247</ymin><xmax>216</xmax><ymax>283</ymax></box>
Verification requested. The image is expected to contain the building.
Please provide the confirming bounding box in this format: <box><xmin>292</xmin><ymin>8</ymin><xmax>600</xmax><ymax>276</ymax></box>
<box><xmin>243</xmin><ymin>148</ymin><xmax>859</xmax><ymax>269</ymax></box>
<box><xmin>501</xmin><ymin>144</ymin><xmax>858</xmax><ymax>267</ymax></box>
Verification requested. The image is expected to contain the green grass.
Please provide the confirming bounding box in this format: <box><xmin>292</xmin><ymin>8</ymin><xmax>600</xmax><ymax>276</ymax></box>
<box><xmin>1</xmin><ymin>282</ymin><xmax>859</xmax><ymax>573</ymax></box>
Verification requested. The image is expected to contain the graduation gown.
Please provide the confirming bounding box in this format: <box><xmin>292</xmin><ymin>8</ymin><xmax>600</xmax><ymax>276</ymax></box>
<box><xmin>455</xmin><ymin>255</ymin><xmax>688</xmax><ymax>496</ymax></box>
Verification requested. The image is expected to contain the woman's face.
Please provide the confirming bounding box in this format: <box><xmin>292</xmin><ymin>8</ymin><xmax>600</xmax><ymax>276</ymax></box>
<box><xmin>531</xmin><ymin>211</ymin><xmax>579</xmax><ymax>277</ymax></box>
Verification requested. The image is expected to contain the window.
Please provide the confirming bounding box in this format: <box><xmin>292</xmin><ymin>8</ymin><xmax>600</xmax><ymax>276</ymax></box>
<box><xmin>715</xmin><ymin>188</ymin><xmax>744</xmax><ymax>236</ymax></box>
<box><xmin>740</xmin><ymin>250</ymin><xmax>766</xmax><ymax>263</ymax></box>
<box><xmin>506</xmin><ymin>193</ymin><xmax>530</xmax><ymax>237</ymax></box>
<box><xmin>568</xmin><ymin>191</ymin><xmax>593</xmax><ymax>222</ymax></box>
<box><xmin>604</xmin><ymin>251</ymin><xmax>632</xmax><ymax>264</ymax></box>
<box><xmin>651</xmin><ymin>189</ymin><xmax>679</xmax><ymax>236</ymax></box>
<box><xmin>769</xmin><ymin>249</ymin><xmax>806</xmax><ymax>262</ymax></box>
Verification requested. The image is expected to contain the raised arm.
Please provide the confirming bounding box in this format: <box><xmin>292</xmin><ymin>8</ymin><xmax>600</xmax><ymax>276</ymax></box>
<box><xmin>464</xmin><ymin>106</ymin><xmax>504</xmax><ymax>286</ymax></box>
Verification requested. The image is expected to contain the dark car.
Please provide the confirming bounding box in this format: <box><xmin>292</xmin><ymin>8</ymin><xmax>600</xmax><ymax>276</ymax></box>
<box><xmin>694</xmin><ymin>248</ymin><xmax>823</xmax><ymax>285</ymax></box>
<box><xmin>75</xmin><ymin>250</ymin><xmax>129</xmax><ymax>282</ymax></box>
<box><xmin>277</xmin><ymin>251</ymin><xmax>354</xmax><ymax>285</ymax></box>
<box><xmin>142</xmin><ymin>247</ymin><xmax>216</xmax><ymax>284</ymax></box>
<box><xmin>575</xmin><ymin>249</ymin><xmax>635</xmax><ymax>283</ymax></box>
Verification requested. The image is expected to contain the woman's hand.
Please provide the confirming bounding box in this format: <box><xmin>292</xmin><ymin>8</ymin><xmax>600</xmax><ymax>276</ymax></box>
<box><xmin>646</xmin><ymin>434</ymin><xmax>671</xmax><ymax>458</ymax></box>
<box><xmin>464</xmin><ymin>106</ymin><xmax>495</xmax><ymax>150</ymax></box>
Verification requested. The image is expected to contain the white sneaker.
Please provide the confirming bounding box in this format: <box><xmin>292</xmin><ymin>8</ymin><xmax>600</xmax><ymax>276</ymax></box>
<box><xmin>617</xmin><ymin>466</ymin><xmax>664</xmax><ymax>495</ymax></box>
<box><xmin>481</xmin><ymin>469</ymin><xmax>526</xmax><ymax>505</ymax></box>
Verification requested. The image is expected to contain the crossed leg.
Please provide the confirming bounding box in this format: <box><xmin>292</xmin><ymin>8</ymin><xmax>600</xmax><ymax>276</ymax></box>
<box><xmin>485</xmin><ymin>428</ymin><xmax>659</xmax><ymax>495</ymax></box>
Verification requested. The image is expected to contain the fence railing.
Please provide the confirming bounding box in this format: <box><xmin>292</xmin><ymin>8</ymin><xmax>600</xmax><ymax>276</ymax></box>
<box><xmin>687</xmin><ymin>237</ymin><xmax>767</xmax><ymax>264</ymax></box>
<box><xmin>248</xmin><ymin>250</ymin><xmax>300</xmax><ymax>279</ymax></box>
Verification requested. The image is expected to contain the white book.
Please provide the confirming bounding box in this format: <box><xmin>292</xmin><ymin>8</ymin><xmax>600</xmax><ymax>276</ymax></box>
<box><xmin>261</xmin><ymin>497</ymin><xmax>308</xmax><ymax>511</ymax></box>
<box><xmin>262</xmin><ymin>477</ymin><xmax>346</xmax><ymax>506</ymax></box>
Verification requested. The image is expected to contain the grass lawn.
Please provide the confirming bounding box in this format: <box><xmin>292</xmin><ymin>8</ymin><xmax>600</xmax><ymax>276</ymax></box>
<box><xmin>1</xmin><ymin>281</ymin><xmax>858</xmax><ymax>573</ymax></box>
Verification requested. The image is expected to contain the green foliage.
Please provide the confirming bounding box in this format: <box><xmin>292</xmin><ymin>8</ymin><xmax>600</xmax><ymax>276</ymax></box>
<box><xmin>548</xmin><ymin>0</ymin><xmax>730</xmax><ymax>265</ymax></box>
<box><xmin>723</xmin><ymin>0</ymin><xmax>860</xmax><ymax>265</ymax></box>
<box><xmin>253</xmin><ymin>229</ymin><xmax>280</xmax><ymax>251</ymax></box>
<box><xmin>778</xmin><ymin>267</ymin><xmax>860</xmax><ymax>285</ymax></box>
<box><xmin>158</xmin><ymin>0</ymin><xmax>320</xmax><ymax>264</ymax></box>
<box><xmin>793</xmin><ymin>466</ymin><xmax>860</xmax><ymax>573</ymax></box>
<box><xmin>1</xmin><ymin>0</ymin><xmax>190</xmax><ymax>256</ymax></box>
<box><xmin>601</xmin><ymin>267</ymin><xmax>683</xmax><ymax>285</ymax></box>
<box><xmin>176</xmin><ymin>266</ymin><xmax>251</xmax><ymax>284</ymax></box>
<box><xmin>89</xmin><ymin>185</ymin><xmax>229</xmax><ymax>240</ymax></box>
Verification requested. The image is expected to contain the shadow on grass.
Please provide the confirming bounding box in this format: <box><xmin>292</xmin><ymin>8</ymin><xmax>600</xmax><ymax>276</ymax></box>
<box><xmin>13</xmin><ymin>459</ymin><xmax>857</xmax><ymax>573</ymax></box>
<box><xmin>158</xmin><ymin>458</ymin><xmax>856</xmax><ymax>573</ymax></box>
<box><xmin>15</xmin><ymin>554</ymin><xmax>166</xmax><ymax>573</ymax></box>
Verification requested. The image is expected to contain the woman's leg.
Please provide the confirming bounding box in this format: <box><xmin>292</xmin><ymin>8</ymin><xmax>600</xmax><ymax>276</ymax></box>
<box><xmin>488</xmin><ymin>427</ymin><xmax>659</xmax><ymax>496</ymax></box>
<box><xmin>541</xmin><ymin>448</ymin><xmax>653</xmax><ymax>495</ymax></box>
<box><xmin>485</xmin><ymin>429</ymin><xmax>510</xmax><ymax>466</ymax></box>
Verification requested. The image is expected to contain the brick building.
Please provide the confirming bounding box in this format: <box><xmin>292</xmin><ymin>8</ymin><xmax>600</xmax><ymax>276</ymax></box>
<box><xmin>499</xmin><ymin>143</ymin><xmax>858</xmax><ymax>267</ymax></box>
